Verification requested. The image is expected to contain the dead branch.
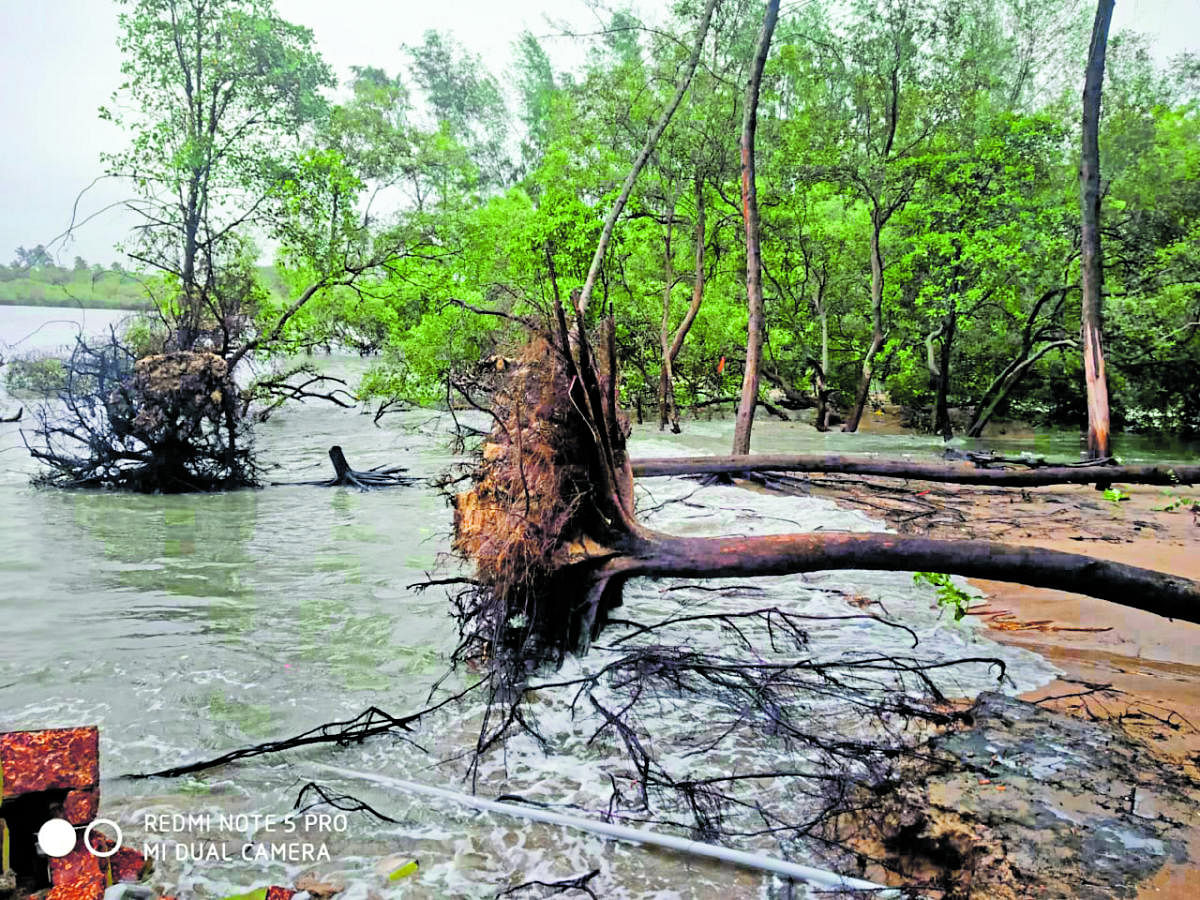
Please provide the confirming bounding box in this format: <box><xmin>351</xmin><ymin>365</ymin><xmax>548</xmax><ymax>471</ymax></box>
<box><xmin>272</xmin><ymin>445</ymin><xmax>416</xmax><ymax>489</ymax></box>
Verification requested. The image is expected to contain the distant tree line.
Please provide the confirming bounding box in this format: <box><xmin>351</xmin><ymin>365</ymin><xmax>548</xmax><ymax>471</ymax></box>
<box><xmin>0</xmin><ymin>247</ymin><xmax>147</xmax><ymax>309</ymax></box>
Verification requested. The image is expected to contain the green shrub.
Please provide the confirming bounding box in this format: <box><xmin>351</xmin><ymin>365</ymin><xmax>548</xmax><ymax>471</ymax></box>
<box><xmin>122</xmin><ymin>314</ymin><xmax>169</xmax><ymax>358</ymax></box>
<box><xmin>913</xmin><ymin>571</ymin><xmax>975</xmax><ymax>620</ymax></box>
<box><xmin>4</xmin><ymin>355</ymin><xmax>69</xmax><ymax>395</ymax></box>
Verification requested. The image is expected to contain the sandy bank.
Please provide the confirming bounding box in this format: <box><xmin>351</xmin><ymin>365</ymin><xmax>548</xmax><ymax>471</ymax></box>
<box><xmin>804</xmin><ymin>474</ymin><xmax>1199</xmax><ymax>897</ymax></box>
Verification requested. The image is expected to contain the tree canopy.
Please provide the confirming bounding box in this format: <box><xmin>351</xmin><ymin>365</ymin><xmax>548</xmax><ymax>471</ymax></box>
<box><xmin>34</xmin><ymin>0</ymin><xmax>1200</xmax><ymax>446</ymax></box>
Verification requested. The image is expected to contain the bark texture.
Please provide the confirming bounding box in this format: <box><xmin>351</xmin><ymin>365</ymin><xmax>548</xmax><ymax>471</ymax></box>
<box><xmin>1080</xmin><ymin>0</ymin><xmax>1115</xmax><ymax>459</ymax></box>
<box><xmin>731</xmin><ymin>0</ymin><xmax>780</xmax><ymax>455</ymax></box>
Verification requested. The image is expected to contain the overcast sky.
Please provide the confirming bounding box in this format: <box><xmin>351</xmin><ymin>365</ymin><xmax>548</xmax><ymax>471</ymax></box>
<box><xmin>0</xmin><ymin>0</ymin><xmax>1196</xmax><ymax>267</ymax></box>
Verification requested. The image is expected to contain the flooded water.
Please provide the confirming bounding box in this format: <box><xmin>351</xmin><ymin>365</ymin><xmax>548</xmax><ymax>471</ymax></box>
<box><xmin>0</xmin><ymin>307</ymin><xmax>1190</xmax><ymax>897</ymax></box>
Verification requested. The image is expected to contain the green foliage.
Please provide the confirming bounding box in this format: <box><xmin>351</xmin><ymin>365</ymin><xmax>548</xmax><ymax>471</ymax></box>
<box><xmin>304</xmin><ymin>0</ymin><xmax>1197</xmax><ymax>439</ymax></box>
<box><xmin>1102</xmin><ymin>487</ymin><xmax>1131</xmax><ymax>504</ymax></box>
<box><xmin>407</xmin><ymin>32</ymin><xmax>506</xmax><ymax>146</ymax></box>
<box><xmin>121</xmin><ymin>313</ymin><xmax>170</xmax><ymax>358</ymax></box>
<box><xmin>103</xmin><ymin>0</ymin><xmax>335</xmax><ymax>346</ymax></box>
<box><xmin>3</xmin><ymin>355</ymin><xmax>68</xmax><ymax>395</ymax></box>
<box><xmin>62</xmin><ymin>0</ymin><xmax>1197</xmax><ymax>443</ymax></box>
<box><xmin>1153</xmin><ymin>489</ymin><xmax>1196</xmax><ymax>512</ymax></box>
<box><xmin>913</xmin><ymin>572</ymin><xmax>975</xmax><ymax>621</ymax></box>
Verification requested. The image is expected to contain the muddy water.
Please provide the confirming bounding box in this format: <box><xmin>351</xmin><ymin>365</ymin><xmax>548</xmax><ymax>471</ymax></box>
<box><xmin>0</xmin><ymin>306</ymin><xmax>1187</xmax><ymax>897</ymax></box>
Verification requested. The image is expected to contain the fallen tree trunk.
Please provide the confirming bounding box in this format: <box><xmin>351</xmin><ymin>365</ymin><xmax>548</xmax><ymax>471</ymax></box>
<box><xmin>630</xmin><ymin>454</ymin><xmax>1200</xmax><ymax>486</ymax></box>
<box><xmin>578</xmin><ymin>533</ymin><xmax>1200</xmax><ymax>637</ymax></box>
<box><xmin>450</xmin><ymin>311</ymin><xmax>1200</xmax><ymax>667</ymax></box>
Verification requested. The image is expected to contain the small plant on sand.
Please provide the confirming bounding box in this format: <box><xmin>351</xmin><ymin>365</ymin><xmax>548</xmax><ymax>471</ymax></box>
<box><xmin>1102</xmin><ymin>486</ymin><xmax>1130</xmax><ymax>505</ymax></box>
<box><xmin>1153</xmin><ymin>489</ymin><xmax>1196</xmax><ymax>512</ymax></box>
<box><xmin>913</xmin><ymin>572</ymin><xmax>975</xmax><ymax>620</ymax></box>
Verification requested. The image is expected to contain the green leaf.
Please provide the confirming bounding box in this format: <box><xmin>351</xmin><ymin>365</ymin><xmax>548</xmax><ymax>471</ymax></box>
<box><xmin>389</xmin><ymin>860</ymin><xmax>419</xmax><ymax>880</ymax></box>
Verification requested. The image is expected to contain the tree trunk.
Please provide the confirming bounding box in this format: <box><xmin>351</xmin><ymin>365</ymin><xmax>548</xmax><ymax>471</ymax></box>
<box><xmin>329</xmin><ymin>445</ymin><xmax>352</xmax><ymax>483</ymax></box>
<box><xmin>813</xmin><ymin>274</ymin><xmax>831</xmax><ymax>432</ymax></box>
<box><xmin>1080</xmin><ymin>0</ymin><xmax>1114</xmax><ymax>459</ymax></box>
<box><xmin>659</xmin><ymin>176</ymin><xmax>708</xmax><ymax>434</ymax></box>
<box><xmin>732</xmin><ymin>0</ymin><xmax>780</xmax><ymax>455</ymax></box>
<box><xmin>933</xmin><ymin>307</ymin><xmax>956</xmax><ymax>440</ymax></box>
<box><xmin>844</xmin><ymin>207</ymin><xmax>886</xmax><ymax>432</ymax></box>
<box><xmin>965</xmin><ymin>286</ymin><xmax>1074</xmax><ymax>438</ymax></box>
<box><xmin>630</xmin><ymin>453</ymin><xmax>1200</xmax><ymax>486</ymax></box>
<box><xmin>584</xmin><ymin>533</ymin><xmax>1200</xmax><ymax>635</ymax></box>
<box><xmin>965</xmin><ymin>340</ymin><xmax>1074</xmax><ymax>437</ymax></box>
<box><xmin>659</xmin><ymin>209</ymin><xmax>677</xmax><ymax>431</ymax></box>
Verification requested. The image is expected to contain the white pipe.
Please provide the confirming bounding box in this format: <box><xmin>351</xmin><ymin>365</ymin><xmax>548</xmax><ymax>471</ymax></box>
<box><xmin>311</xmin><ymin>762</ymin><xmax>900</xmax><ymax>896</ymax></box>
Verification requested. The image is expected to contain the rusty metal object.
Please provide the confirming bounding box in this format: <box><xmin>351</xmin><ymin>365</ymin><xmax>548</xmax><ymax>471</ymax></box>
<box><xmin>0</xmin><ymin>727</ymin><xmax>149</xmax><ymax>898</ymax></box>
<box><xmin>0</xmin><ymin>728</ymin><xmax>99</xmax><ymax>798</ymax></box>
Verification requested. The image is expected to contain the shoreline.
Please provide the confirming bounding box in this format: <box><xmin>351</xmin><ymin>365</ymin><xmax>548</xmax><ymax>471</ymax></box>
<box><xmin>806</xmin><ymin>474</ymin><xmax>1200</xmax><ymax>896</ymax></box>
<box><xmin>965</xmin><ymin>489</ymin><xmax>1200</xmax><ymax>899</ymax></box>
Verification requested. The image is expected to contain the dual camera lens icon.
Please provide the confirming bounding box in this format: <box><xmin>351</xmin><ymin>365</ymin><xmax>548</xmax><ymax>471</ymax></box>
<box><xmin>36</xmin><ymin>817</ymin><xmax>123</xmax><ymax>859</ymax></box>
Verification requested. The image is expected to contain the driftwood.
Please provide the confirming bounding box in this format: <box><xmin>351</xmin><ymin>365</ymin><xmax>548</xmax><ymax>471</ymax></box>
<box><xmin>631</xmin><ymin>453</ymin><xmax>1200</xmax><ymax>487</ymax></box>
<box><xmin>275</xmin><ymin>445</ymin><xmax>415</xmax><ymax>489</ymax></box>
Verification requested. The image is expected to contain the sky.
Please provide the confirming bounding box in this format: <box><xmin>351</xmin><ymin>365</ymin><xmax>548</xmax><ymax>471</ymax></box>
<box><xmin>0</xmin><ymin>0</ymin><xmax>1196</xmax><ymax>268</ymax></box>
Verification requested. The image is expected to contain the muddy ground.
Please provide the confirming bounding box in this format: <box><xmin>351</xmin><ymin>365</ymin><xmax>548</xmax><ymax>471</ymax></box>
<box><xmin>788</xmin><ymin>473</ymin><xmax>1200</xmax><ymax>897</ymax></box>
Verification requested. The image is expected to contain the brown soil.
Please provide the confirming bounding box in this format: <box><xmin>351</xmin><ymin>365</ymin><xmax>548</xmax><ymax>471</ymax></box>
<box><xmin>805</xmin><ymin>475</ymin><xmax>1200</xmax><ymax>897</ymax></box>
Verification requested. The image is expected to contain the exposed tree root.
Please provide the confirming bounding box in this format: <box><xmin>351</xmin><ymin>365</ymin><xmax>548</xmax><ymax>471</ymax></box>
<box><xmin>440</xmin><ymin>314</ymin><xmax>1200</xmax><ymax>893</ymax></box>
<box><xmin>118</xmin><ymin>321</ymin><xmax>1199</xmax><ymax>896</ymax></box>
<box><xmin>273</xmin><ymin>445</ymin><xmax>416</xmax><ymax>489</ymax></box>
<box><xmin>126</xmin><ymin>687</ymin><xmax>479</xmax><ymax>779</ymax></box>
<box><xmin>26</xmin><ymin>333</ymin><xmax>256</xmax><ymax>491</ymax></box>
<box><xmin>495</xmin><ymin>868</ymin><xmax>600</xmax><ymax>899</ymax></box>
<box><xmin>291</xmin><ymin>782</ymin><xmax>402</xmax><ymax>824</ymax></box>
<box><xmin>449</xmin><ymin>318</ymin><xmax>1200</xmax><ymax>672</ymax></box>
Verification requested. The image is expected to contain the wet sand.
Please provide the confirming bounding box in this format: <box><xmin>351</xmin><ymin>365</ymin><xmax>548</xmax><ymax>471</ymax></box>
<box><xmin>808</xmin><ymin>475</ymin><xmax>1200</xmax><ymax>896</ymax></box>
<box><xmin>963</xmin><ymin>485</ymin><xmax>1199</xmax><ymax>899</ymax></box>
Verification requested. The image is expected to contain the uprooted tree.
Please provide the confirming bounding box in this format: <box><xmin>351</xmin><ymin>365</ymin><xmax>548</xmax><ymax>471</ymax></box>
<box><xmin>24</xmin><ymin>331</ymin><xmax>254</xmax><ymax>491</ymax></box>
<box><xmin>436</xmin><ymin>306</ymin><xmax>1200</xmax><ymax>893</ymax></box>
<box><xmin>25</xmin><ymin>0</ymin><xmax>414</xmax><ymax>491</ymax></box>
<box><xmin>450</xmin><ymin>310</ymin><xmax>1200</xmax><ymax>673</ymax></box>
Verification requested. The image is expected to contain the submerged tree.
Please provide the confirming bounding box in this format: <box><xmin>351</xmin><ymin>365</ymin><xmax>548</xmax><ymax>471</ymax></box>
<box><xmin>29</xmin><ymin>0</ymin><xmax>411</xmax><ymax>490</ymax></box>
<box><xmin>25</xmin><ymin>332</ymin><xmax>253</xmax><ymax>490</ymax></box>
